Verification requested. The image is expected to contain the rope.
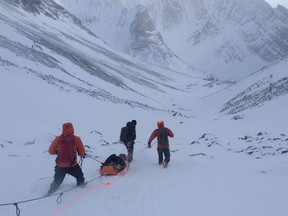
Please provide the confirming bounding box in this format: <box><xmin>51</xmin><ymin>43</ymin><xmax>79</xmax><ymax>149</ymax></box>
<box><xmin>56</xmin><ymin>193</ymin><xmax>63</xmax><ymax>204</ymax></box>
<box><xmin>85</xmin><ymin>154</ymin><xmax>103</xmax><ymax>164</ymax></box>
<box><xmin>0</xmin><ymin>174</ymin><xmax>103</xmax><ymax>216</ymax></box>
<box><xmin>14</xmin><ymin>203</ymin><xmax>20</xmax><ymax>216</ymax></box>
<box><xmin>0</xmin><ymin>141</ymin><xmax>151</xmax><ymax>215</ymax></box>
<box><xmin>79</xmin><ymin>157</ymin><xmax>85</xmax><ymax>168</ymax></box>
<box><xmin>135</xmin><ymin>141</ymin><xmax>156</xmax><ymax>153</ymax></box>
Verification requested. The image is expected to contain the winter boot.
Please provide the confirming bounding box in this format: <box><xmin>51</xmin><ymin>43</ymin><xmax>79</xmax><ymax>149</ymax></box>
<box><xmin>163</xmin><ymin>161</ymin><xmax>168</xmax><ymax>168</ymax></box>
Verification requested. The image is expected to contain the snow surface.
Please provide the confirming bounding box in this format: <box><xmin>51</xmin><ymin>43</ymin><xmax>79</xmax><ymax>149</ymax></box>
<box><xmin>1</xmin><ymin>59</ymin><xmax>288</xmax><ymax>216</ymax></box>
<box><xmin>265</xmin><ymin>0</ymin><xmax>288</xmax><ymax>8</ymax></box>
<box><xmin>1</xmin><ymin>1</ymin><xmax>288</xmax><ymax>216</ymax></box>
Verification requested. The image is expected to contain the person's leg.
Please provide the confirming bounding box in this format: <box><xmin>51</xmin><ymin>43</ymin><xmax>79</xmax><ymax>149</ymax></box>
<box><xmin>163</xmin><ymin>148</ymin><xmax>170</xmax><ymax>164</ymax></box>
<box><xmin>157</xmin><ymin>148</ymin><xmax>163</xmax><ymax>164</ymax></box>
<box><xmin>127</xmin><ymin>143</ymin><xmax>134</xmax><ymax>162</ymax></box>
<box><xmin>124</xmin><ymin>142</ymin><xmax>129</xmax><ymax>159</ymax></box>
<box><xmin>68</xmin><ymin>164</ymin><xmax>85</xmax><ymax>186</ymax></box>
<box><xmin>48</xmin><ymin>166</ymin><xmax>66</xmax><ymax>194</ymax></box>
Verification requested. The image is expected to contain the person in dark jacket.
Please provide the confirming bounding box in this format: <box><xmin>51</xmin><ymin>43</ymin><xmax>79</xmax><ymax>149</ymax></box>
<box><xmin>124</xmin><ymin>120</ymin><xmax>137</xmax><ymax>162</ymax></box>
<box><xmin>148</xmin><ymin>120</ymin><xmax>174</xmax><ymax>167</ymax></box>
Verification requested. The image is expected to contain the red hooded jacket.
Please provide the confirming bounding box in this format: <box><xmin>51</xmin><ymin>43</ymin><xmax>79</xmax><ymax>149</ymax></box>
<box><xmin>49</xmin><ymin>123</ymin><xmax>85</xmax><ymax>167</ymax></box>
<box><xmin>148</xmin><ymin>120</ymin><xmax>174</xmax><ymax>148</ymax></box>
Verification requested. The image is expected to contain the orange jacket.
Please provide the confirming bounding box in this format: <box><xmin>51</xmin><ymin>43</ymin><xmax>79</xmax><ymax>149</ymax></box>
<box><xmin>148</xmin><ymin>127</ymin><xmax>174</xmax><ymax>148</ymax></box>
<box><xmin>49</xmin><ymin>135</ymin><xmax>85</xmax><ymax>167</ymax></box>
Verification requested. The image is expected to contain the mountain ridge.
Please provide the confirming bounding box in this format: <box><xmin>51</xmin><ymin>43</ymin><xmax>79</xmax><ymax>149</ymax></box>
<box><xmin>1</xmin><ymin>0</ymin><xmax>287</xmax><ymax>117</ymax></box>
<box><xmin>0</xmin><ymin>0</ymin><xmax>201</xmax><ymax>112</ymax></box>
<box><xmin>57</xmin><ymin>0</ymin><xmax>288</xmax><ymax>80</ymax></box>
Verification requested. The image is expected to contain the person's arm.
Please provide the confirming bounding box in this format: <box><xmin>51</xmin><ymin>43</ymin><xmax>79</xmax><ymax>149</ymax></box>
<box><xmin>148</xmin><ymin>129</ymin><xmax>157</xmax><ymax>147</ymax></box>
<box><xmin>48</xmin><ymin>137</ymin><xmax>60</xmax><ymax>155</ymax></box>
<box><xmin>167</xmin><ymin>129</ymin><xmax>174</xmax><ymax>138</ymax></box>
<box><xmin>75</xmin><ymin>136</ymin><xmax>85</xmax><ymax>157</ymax></box>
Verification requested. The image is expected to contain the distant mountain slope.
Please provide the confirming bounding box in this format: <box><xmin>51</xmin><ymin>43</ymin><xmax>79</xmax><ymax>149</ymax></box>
<box><xmin>54</xmin><ymin>0</ymin><xmax>187</xmax><ymax>70</ymax></box>
<box><xmin>1</xmin><ymin>0</ymin><xmax>287</xmax><ymax>119</ymax></box>
<box><xmin>220</xmin><ymin>57</ymin><xmax>288</xmax><ymax>114</ymax></box>
<box><xmin>0</xmin><ymin>0</ymin><xmax>197</xmax><ymax>110</ymax></box>
<box><xmin>57</xmin><ymin>0</ymin><xmax>288</xmax><ymax>80</ymax></box>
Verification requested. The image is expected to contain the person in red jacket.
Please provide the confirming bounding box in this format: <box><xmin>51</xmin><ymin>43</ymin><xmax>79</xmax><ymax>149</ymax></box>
<box><xmin>48</xmin><ymin>122</ymin><xmax>85</xmax><ymax>194</ymax></box>
<box><xmin>147</xmin><ymin>120</ymin><xmax>174</xmax><ymax>167</ymax></box>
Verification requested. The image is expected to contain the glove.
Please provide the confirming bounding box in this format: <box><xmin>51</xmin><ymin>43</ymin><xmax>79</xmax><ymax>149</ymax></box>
<box><xmin>148</xmin><ymin>142</ymin><xmax>151</xmax><ymax>148</ymax></box>
<box><xmin>81</xmin><ymin>153</ymin><xmax>87</xmax><ymax>159</ymax></box>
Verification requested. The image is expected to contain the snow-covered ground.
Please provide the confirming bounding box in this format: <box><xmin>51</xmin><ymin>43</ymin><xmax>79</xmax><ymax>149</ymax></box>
<box><xmin>1</xmin><ymin>59</ymin><xmax>288</xmax><ymax>216</ymax></box>
<box><xmin>266</xmin><ymin>0</ymin><xmax>288</xmax><ymax>8</ymax></box>
<box><xmin>0</xmin><ymin>1</ymin><xmax>288</xmax><ymax>216</ymax></box>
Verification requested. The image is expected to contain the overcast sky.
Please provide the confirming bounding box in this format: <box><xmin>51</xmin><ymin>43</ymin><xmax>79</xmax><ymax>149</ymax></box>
<box><xmin>265</xmin><ymin>0</ymin><xmax>288</xmax><ymax>8</ymax></box>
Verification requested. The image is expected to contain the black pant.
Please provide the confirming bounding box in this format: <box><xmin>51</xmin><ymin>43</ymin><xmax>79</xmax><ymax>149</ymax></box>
<box><xmin>49</xmin><ymin>164</ymin><xmax>84</xmax><ymax>194</ymax></box>
<box><xmin>157</xmin><ymin>148</ymin><xmax>170</xmax><ymax>164</ymax></box>
<box><xmin>125</xmin><ymin>141</ymin><xmax>134</xmax><ymax>162</ymax></box>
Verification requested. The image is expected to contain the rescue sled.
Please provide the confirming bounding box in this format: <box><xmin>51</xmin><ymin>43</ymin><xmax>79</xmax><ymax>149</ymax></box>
<box><xmin>100</xmin><ymin>154</ymin><xmax>129</xmax><ymax>176</ymax></box>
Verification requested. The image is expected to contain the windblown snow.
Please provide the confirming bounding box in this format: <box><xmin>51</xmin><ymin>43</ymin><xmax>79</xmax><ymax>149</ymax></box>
<box><xmin>0</xmin><ymin>1</ymin><xmax>287</xmax><ymax>216</ymax></box>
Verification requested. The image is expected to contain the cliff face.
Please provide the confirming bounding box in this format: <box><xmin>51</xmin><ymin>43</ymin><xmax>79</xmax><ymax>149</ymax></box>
<box><xmin>1</xmin><ymin>0</ymin><xmax>192</xmax><ymax>111</ymax></box>
<box><xmin>128</xmin><ymin>6</ymin><xmax>178</xmax><ymax>64</ymax></box>
<box><xmin>56</xmin><ymin>0</ymin><xmax>288</xmax><ymax>80</ymax></box>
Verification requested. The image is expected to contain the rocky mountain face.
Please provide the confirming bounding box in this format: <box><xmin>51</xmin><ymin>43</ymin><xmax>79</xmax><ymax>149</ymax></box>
<box><xmin>1</xmin><ymin>0</ymin><xmax>287</xmax><ymax>116</ymax></box>
<box><xmin>219</xmin><ymin>56</ymin><xmax>288</xmax><ymax>115</ymax></box>
<box><xmin>128</xmin><ymin>5</ymin><xmax>178</xmax><ymax>65</ymax></box>
<box><xmin>0</xmin><ymin>0</ymin><xmax>193</xmax><ymax>110</ymax></box>
<box><xmin>57</xmin><ymin>0</ymin><xmax>288</xmax><ymax>80</ymax></box>
<box><xmin>221</xmin><ymin>72</ymin><xmax>288</xmax><ymax>114</ymax></box>
<box><xmin>54</xmin><ymin>0</ymin><xmax>185</xmax><ymax>70</ymax></box>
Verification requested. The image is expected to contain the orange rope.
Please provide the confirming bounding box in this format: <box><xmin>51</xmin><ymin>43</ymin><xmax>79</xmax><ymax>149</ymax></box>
<box><xmin>50</xmin><ymin>170</ymin><xmax>126</xmax><ymax>216</ymax></box>
<box><xmin>51</xmin><ymin>142</ymin><xmax>147</xmax><ymax>215</ymax></box>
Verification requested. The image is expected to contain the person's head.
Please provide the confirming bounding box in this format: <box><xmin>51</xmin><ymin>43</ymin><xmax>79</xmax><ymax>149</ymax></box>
<box><xmin>157</xmin><ymin>120</ymin><xmax>164</xmax><ymax>128</ymax></box>
<box><xmin>131</xmin><ymin>119</ymin><xmax>137</xmax><ymax>126</ymax></box>
<box><xmin>62</xmin><ymin>122</ymin><xmax>74</xmax><ymax>135</ymax></box>
<box><xmin>126</xmin><ymin>121</ymin><xmax>132</xmax><ymax>127</ymax></box>
<box><xmin>119</xmin><ymin>153</ymin><xmax>127</xmax><ymax>161</ymax></box>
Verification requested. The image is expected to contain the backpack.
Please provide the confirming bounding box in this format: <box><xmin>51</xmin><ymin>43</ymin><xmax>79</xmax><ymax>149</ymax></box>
<box><xmin>120</xmin><ymin>126</ymin><xmax>128</xmax><ymax>143</ymax></box>
<box><xmin>56</xmin><ymin>134</ymin><xmax>76</xmax><ymax>167</ymax></box>
<box><xmin>157</xmin><ymin>127</ymin><xmax>168</xmax><ymax>145</ymax></box>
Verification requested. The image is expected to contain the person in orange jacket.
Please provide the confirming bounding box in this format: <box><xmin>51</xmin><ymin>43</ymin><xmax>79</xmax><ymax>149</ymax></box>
<box><xmin>48</xmin><ymin>122</ymin><xmax>85</xmax><ymax>194</ymax></box>
<box><xmin>147</xmin><ymin>120</ymin><xmax>174</xmax><ymax>167</ymax></box>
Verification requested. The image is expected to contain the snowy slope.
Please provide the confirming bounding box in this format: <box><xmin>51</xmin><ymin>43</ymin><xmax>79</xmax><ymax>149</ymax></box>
<box><xmin>0</xmin><ymin>0</ymin><xmax>200</xmax><ymax>110</ymax></box>
<box><xmin>57</xmin><ymin>0</ymin><xmax>288</xmax><ymax>80</ymax></box>
<box><xmin>54</xmin><ymin>0</ymin><xmax>187</xmax><ymax>70</ymax></box>
<box><xmin>266</xmin><ymin>0</ymin><xmax>288</xmax><ymax>8</ymax></box>
<box><xmin>1</xmin><ymin>57</ymin><xmax>288</xmax><ymax>216</ymax></box>
<box><xmin>1</xmin><ymin>1</ymin><xmax>288</xmax><ymax>216</ymax></box>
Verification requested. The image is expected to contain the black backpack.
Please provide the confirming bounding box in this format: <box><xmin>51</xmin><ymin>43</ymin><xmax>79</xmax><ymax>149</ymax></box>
<box><xmin>157</xmin><ymin>127</ymin><xmax>168</xmax><ymax>145</ymax></box>
<box><xmin>120</xmin><ymin>126</ymin><xmax>128</xmax><ymax>143</ymax></box>
<box><xmin>102</xmin><ymin>154</ymin><xmax>126</xmax><ymax>166</ymax></box>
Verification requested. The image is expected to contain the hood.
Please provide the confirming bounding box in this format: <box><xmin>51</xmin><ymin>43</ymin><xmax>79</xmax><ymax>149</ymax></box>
<box><xmin>62</xmin><ymin>122</ymin><xmax>74</xmax><ymax>135</ymax></box>
<box><xmin>157</xmin><ymin>120</ymin><xmax>164</xmax><ymax>128</ymax></box>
